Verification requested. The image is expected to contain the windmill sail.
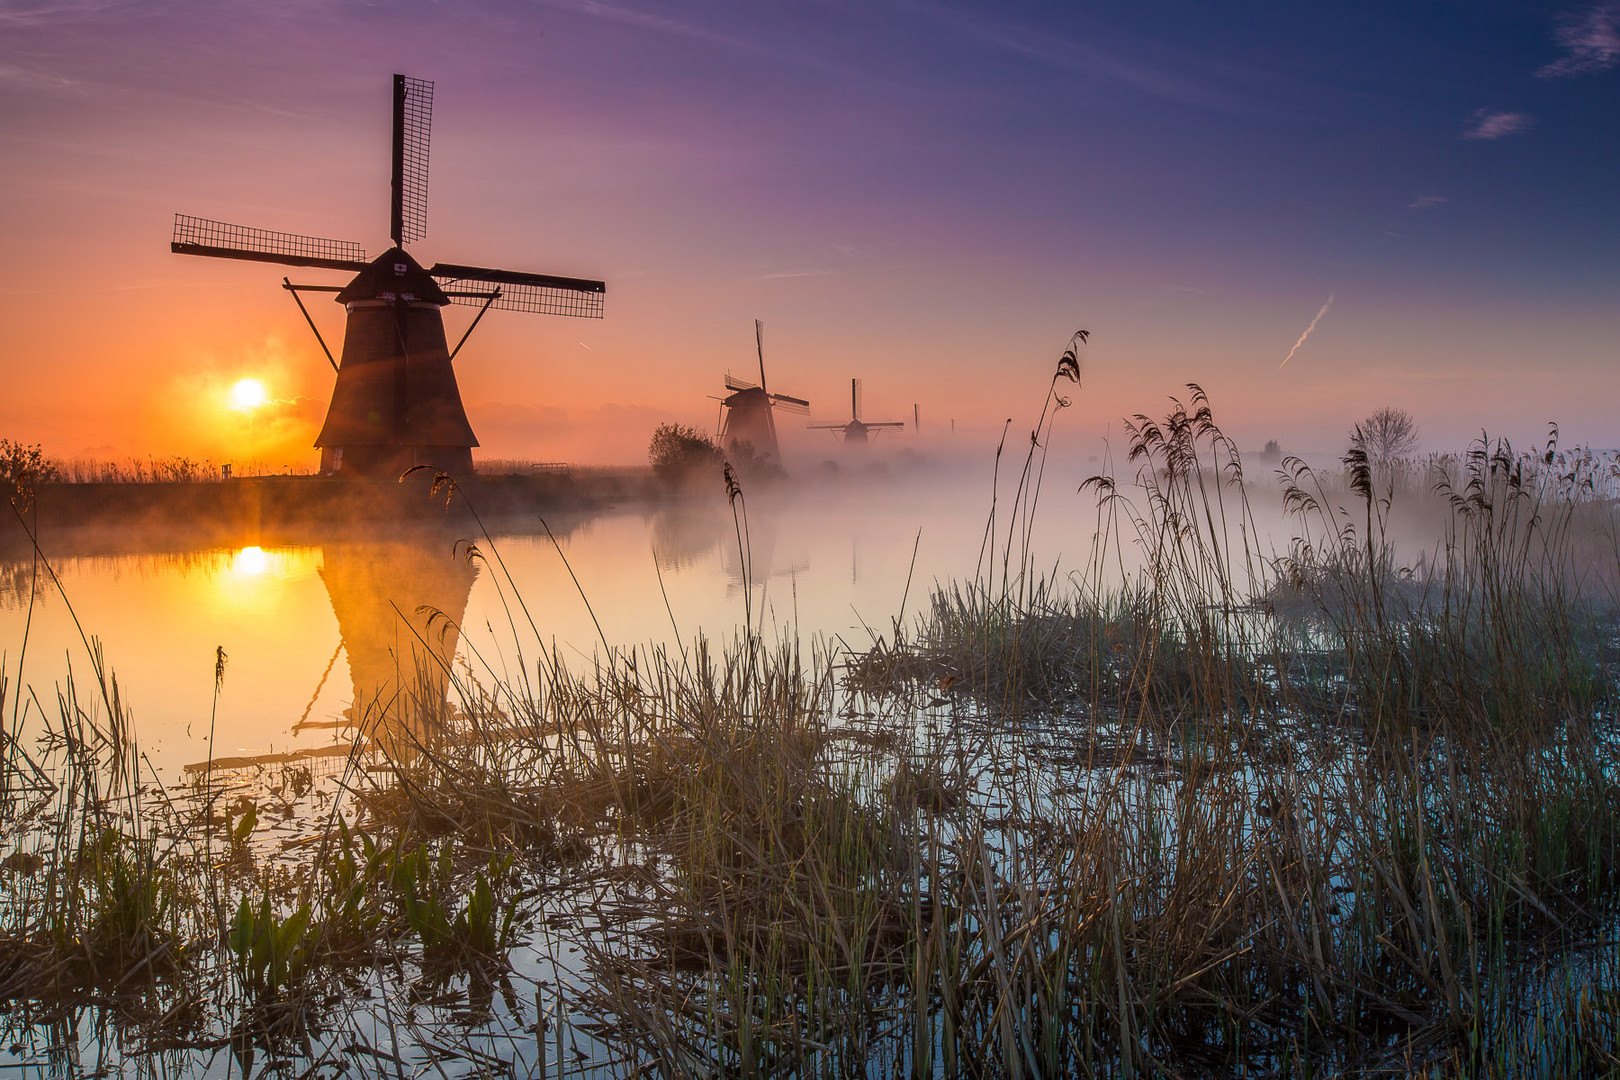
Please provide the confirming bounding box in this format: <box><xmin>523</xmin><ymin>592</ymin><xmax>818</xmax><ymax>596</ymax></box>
<box><xmin>171</xmin><ymin>215</ymin><xmax>367</xmax><ymax>272</ymax></box>
<box><xmin>391</xmin><ymin>75</ymin><xmax>433</xmax><ymax>245</ymax></box>
<box><xmin>811</xmin><ymin>377</ymin><xmax>904</xmax><ymax>444</ymax></box>
<box><xmin>755</xmin><ymin>319</ymin><xmax>768</xmax><ymax>392</ymax></box>
<box><xmin>431</xmin><ymin>263</ymin><xmax>605</xmax><ymax>318</ymax></box>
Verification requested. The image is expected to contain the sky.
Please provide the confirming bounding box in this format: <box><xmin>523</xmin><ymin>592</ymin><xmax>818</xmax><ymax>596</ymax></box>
<box><xmin>1</xmin><ymin>0</ymin><xmax>1616</xmax><ymax>467</ymax></box>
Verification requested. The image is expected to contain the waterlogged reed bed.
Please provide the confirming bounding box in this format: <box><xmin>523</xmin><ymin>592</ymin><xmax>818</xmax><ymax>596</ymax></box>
<box><xmin>2</xmin><ymin>350</ymin><xmax>1619</xmax><ymax>1076</ymax></box>
<box><xmin>844</xmin><ymin>381</ymin><xmax>1620</xmax><ymax>1074</ymax></box>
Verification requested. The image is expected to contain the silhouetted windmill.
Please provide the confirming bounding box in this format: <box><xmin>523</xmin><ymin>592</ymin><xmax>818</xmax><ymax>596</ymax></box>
<box><xmin>171</xmin><ymin>74</ymin><xmax>605</xmax><ymax>477</ymax></box>
<box><xmin>810</xmin><ymin>379</ymin><xmax>906</xmax><ymax>446</ymax></box>
<box><xmin>715</xmin><ymin>320</ymin><xmax>809</xmax><ymax>464</ymax></box>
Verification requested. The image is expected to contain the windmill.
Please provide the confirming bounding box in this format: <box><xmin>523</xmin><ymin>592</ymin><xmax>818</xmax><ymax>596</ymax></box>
<box><xmin>810</xmin><ymin>379</ymin><xmax>906</xmax><ymax>446</ymax></box>
<box><xmin>715</xmin><ymin>320</ymin><xmax>809</xmax><ymax>464</ymax></box>
<box><xmin>171</xmin><ymin>74</ymin><xmax>605</xmax><ymax>477</ymax></box>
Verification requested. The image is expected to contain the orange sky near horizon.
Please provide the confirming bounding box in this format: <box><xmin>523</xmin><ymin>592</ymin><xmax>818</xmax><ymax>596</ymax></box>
<box><xmin>2</xmin><ymin>2</ymin><xmax>1616</xmax><ymax>470</ymax></box>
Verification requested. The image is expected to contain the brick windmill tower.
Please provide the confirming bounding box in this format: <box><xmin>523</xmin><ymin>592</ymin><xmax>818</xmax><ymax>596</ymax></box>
<box><xmin>172</xmin><ymin>75</ymin><xmax>605</xmax><ymax>477</ymax></box>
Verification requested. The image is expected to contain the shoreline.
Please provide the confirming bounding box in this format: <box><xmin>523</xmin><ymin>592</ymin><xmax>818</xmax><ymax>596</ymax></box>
<box><xmin>0</xmin><ymin>468</ymin><xmax>663</xmax><ymax>560</ymax></box>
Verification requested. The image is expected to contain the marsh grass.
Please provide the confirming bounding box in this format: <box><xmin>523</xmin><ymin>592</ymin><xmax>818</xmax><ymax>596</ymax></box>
<box><xmin>48</xmin><ymin>457</ymin><xmax>305</xmax><ymax>483</ymax></box>
<box><xmin>832</xmin><ymin>379</ymin><xmax>1620</xmax><ymax>1076</ymax></box>
<box><xmin>3</xmin><ymin>346</ymin><xmax>1619</xmax><ymax>1076</ymax></box>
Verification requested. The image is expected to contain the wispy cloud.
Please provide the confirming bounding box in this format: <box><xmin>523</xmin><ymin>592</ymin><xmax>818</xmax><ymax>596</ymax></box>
<box><xmin>759</xmin><ymin>268</ymin><xmax>835</xmax><ymax>280</ymax></box>
<box><xmin>1462</xmin><ymin>109</ymin><xmax>1532</xmax><ymax>140</ymax></box>
<box><xmin>532</xmin><ymin>0</ymin><xmax>769</xmax><ymax>58</ymax></box>
<box><xmin>905</xmin><ymin>3</ymin><xmax>1268</xmax><ymax>112</ymax></box>
<box><xmin>1538</xmin><ymin>2</ymin><xmax>1620</xmax><ymax>77</ymax></box>
<box><xmin>0</xmin><ymin>0</ymin><xmax>145</xmax><ymax>28</ymax></box>
<box><xmin>528</xmin><ymin>0</ymin><xmax>873</xmax><ymax>83</ymax></box>
<box><xmin>0</xmin><ymin>59</ymin><xmax>91</xmax><ymax>96</ymax></box>
<box><xmin>1408</xmin><ymin>194</ymin><xmax>1448</xmax><ymax>210</ymax></box>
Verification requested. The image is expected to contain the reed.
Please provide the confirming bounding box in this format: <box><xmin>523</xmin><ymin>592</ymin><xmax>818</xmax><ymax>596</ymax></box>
<box><xmin>833</xmin><ymin>381</ymin><xmax>1620</xmax><ymax>1076</ymax></box>
<box><xmin>2</xmin><ymin>348</ymin><xmax>1618</xmax><ymax>1076</ymax></box>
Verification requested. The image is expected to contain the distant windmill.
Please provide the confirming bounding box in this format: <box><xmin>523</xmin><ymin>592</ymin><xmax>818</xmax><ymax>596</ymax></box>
<box><xmin>171</xmin><ymin>74</ymin><xmax>605</xmax><ymax>477</ymax></box>
<box><xmin>810</xmin><ymin>379</ymin><xmax>906</xmax><ymax>446</ymax></box>
<box><xmin>715</xmin><ymin>320</ymin><xmax>809</xmax><ymax>464</ymax></box>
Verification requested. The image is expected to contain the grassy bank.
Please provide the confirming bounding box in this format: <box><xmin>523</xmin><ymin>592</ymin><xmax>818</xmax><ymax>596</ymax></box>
<box><xmin>0</xmin><ymin>468</ymin><xmax>665</xmax><ymax>566</ymax></box>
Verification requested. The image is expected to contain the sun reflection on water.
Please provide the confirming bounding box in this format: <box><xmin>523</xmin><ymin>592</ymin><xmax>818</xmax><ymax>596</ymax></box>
<box><xmin>232</xmin><ymin>546</ymin><xmax>270</xmax><ymax>576</ymax></box>
<box><xmin>215</xmin><ymin>545</ymin><xmax>320</xmax><ymax>614</ymax></box>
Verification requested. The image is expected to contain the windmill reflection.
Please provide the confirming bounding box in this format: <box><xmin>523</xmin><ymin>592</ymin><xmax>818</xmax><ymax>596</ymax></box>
<box><xmin>648</xmin><ymin>504</ymin><xmax>728</xmax><ymax>570</ymax></box>
<box><xmin>648</xmin><ymin>502</ymin><xmax>808</xmax><ymax>597</ymax></box>
<box><xmin>717</xmin><ymin>505</ymin><xmax>808</xmax><ymax>597</ymax></box>
<box><xmin>305</xmin><ymin>535</ymin><xmax>478</xmax><ymax>758</ymax></box>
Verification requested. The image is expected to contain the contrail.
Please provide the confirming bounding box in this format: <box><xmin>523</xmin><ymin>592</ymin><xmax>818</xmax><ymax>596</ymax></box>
<box><xmin>1279</xmin><ymin>295</ymin><xmax>1335</xmax><ymax>368</ymax></box>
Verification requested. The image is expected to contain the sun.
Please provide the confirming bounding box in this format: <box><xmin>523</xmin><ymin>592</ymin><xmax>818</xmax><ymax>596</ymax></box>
<box><xmin>229</xmin><ymin>378</ymin><xmax>268</xmax><ymax>412</ymax></box>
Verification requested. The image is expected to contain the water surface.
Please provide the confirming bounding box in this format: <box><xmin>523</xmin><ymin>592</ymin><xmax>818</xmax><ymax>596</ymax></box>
<box><xmin>3</xmin><ymin>479</ymin><xmax>1071</xmax><ymax>777</ymax></box>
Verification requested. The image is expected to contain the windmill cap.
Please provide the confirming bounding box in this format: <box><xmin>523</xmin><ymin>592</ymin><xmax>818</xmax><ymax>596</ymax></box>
<box><xmin>336</xmin><ymin>247</ymin><xmax>450</xmax><ymax>306</ymax></box>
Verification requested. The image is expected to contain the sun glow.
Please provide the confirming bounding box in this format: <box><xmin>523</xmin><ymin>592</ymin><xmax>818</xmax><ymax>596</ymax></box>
<box><xmin>232</xmin><ymin>546</ymin><xmax>270</xmax><ymax>576</ymax></box>
<box><xmin>230</xmin><ymin>378</ymin><xmax>268</xmax><ymax>412</ymax></box>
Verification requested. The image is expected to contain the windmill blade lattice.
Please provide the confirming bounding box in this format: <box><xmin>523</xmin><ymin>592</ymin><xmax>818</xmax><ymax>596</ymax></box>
<box><xmin>391</xmin><ymin>75</ymin><xmax>433</xmax><ymax>245</ymax></box>
<box><xmin>432</xmin><ymin>263</ymin><xmax>605</xmax><ymax>318</ymax></box>
<box><xmin>769</xmin><ymin>393</ymin><xmax>810</xmax><ymax>415</ymax></box>
<box><xmin>172</xmin><ymin>215</ymin><xmax>367</xmax><ymax>271</ymax></box>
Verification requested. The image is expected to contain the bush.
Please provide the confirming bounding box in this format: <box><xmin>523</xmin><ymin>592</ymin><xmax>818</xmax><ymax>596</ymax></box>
<box><xmin>648</xmin><ymin>423</ymin><xmax>723</xmax><ymax>486</ymax></box>
<box><xmin>0</xmin><ymin>439</ymin><xmax>58</xmax><ymax>510</ymax></box>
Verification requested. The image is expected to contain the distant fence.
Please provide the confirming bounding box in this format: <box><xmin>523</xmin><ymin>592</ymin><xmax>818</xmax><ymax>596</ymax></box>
<box><xmin>473</xmin><ymin>459</ymin><xmax>572</xmax><ymax>477</ymax></box>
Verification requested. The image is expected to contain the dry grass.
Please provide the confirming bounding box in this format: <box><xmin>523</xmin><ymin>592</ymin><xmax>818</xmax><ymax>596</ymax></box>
<box><xmin>2</xmin><ymin>355</ymin><xmax>1618</xmax><ymax>1076</ymax></box>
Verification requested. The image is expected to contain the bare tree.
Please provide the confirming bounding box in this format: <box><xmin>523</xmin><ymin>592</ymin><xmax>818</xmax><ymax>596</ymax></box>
<box><xmin>1349</xmin><ymin>407</ymin><xmax>1419</xmax><ymax>465</ymax></box>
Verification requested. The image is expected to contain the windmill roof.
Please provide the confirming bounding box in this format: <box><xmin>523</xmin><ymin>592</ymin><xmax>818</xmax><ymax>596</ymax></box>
<box><xmin>335</xmin><ymin>247</ymin><xmax>450</xmax><ymax>305</ymax></box>
<box><xmin>722</xmin><ymin>386</ymin><xmax>769</xmax><ymax>407</ymax></box>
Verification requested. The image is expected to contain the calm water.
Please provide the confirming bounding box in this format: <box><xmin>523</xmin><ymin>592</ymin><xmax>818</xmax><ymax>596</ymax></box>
<box><xmin>6</xmin><ymin>463</ymin><xmax>1602</xmax><ymax>1078</ymax></box>
<box><xmin>3</xmin><ymin>477</ymin><xmax>1106</xmax><ymax>778</ymax></box>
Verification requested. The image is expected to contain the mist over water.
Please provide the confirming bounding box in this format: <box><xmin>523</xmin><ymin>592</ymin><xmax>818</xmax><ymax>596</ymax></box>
<box><xmin>8</xmin><ymin>440</ymin><xmax>1620</xmax><ymax>780</ymax></box>
<box><xmin>0</xmin><ymin>468</ymin><xmax>1059</xmax><ymax>775</ymax></box>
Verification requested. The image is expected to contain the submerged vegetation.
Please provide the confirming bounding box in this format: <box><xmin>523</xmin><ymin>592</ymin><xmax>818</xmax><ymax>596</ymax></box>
<box><xmin>3</xmin><ymin>343</ymin><xmax>1620</xmax><ymax>1076</ymax></box>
